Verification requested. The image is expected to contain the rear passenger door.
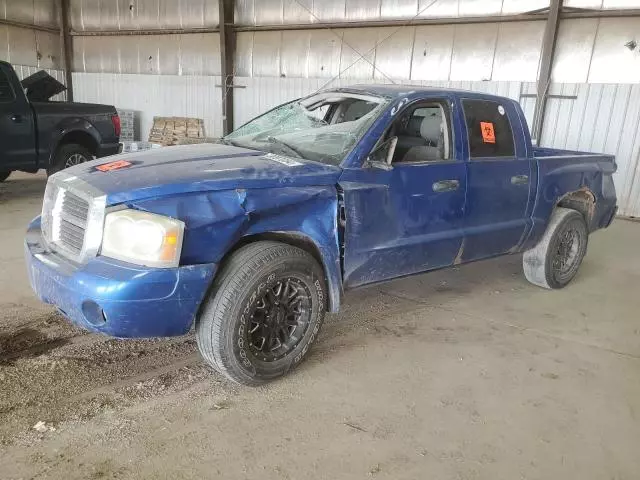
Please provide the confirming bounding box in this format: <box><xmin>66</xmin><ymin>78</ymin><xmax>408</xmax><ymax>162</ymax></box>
<box><xmin>460</xmin><ymin>98</ymin><xmax>533</xmax><ymax>261</ymax></box>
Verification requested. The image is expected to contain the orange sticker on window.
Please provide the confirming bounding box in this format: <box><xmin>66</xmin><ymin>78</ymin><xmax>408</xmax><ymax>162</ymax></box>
<box><xmin>480</xmin><ymin>122</ymin><xmax>496</xmax><ymax>144</ymax></box>
<box><xmin>96</xmin><ymin>160</ymin><xmax>132</xmax><ymax>172</ymax></box>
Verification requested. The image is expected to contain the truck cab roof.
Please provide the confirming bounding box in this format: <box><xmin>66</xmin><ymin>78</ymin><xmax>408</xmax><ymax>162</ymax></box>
<box><xmin>331</xmin><ymin>84</ymin><xmax>514</xmax><ymax>103</ymax></box>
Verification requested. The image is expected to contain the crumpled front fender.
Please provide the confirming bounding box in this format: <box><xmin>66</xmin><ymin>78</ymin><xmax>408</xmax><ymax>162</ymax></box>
<box><xmin>130</xmin><ymin>186</ymin><xmax>343</xmax><ymax>312</ymax></box>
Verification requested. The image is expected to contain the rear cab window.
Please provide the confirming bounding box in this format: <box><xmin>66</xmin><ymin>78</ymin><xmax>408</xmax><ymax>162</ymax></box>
<box><xmin>462</xmin><ymin>99</ymin><xmax>515</xmax><ymax>159</ymax></box>
<box><xmin>0</xmin><ymin>68</ymin><xmax>16</xmax><ymax>103</ymax></box>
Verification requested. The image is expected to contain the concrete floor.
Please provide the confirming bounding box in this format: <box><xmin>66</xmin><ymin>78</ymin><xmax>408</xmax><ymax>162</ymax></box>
<box><xmin>0</xmin><ymin>172</ymin><xmax>639</xmax><ymax>479</ymax></box>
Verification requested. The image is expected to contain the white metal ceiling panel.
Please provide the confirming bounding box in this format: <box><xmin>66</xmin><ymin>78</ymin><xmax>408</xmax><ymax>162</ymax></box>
<box><xmin>458</xmin><ymin>0</ymin><xmax>502</xmax><ymax>16</ymax></box>
<box><xmin>136</xmin><ymin>0</ymin><xmax>161</xmax><ymax>30</ymax></box>
<box><xmin>117</xmin><ymin>35</ymin><xmax>140</xmax><ymax>73</ymax></box>
<box><xmin>339</xmin><ymin>27</ymin><xmax>376</xmax><ymax>78</ymax></box>
<box><xmin>204</xmin><ymin>0</ymin><xmax>220</xmax><ymax>26</ymax></box>
<box><xmin>77</xmin><ymin>35</ymin><xmax>103</xmax><ymax>72</ymax></box>
<box><xmin>136</xmin><ymin>35</ymin><xmax>162</xmax><ymax>74</ymax></box>
<box><xmin>418</xmin><ymin>0</ymin><xmax>458</xmax><ymax>17</ymax></box>
<box><xmin>450</xmin><ymin>23</ymin><xmax>498</xmax><ymax>81</ymax></box>
<box><xmin>158</xmin><ymin>0</ymin><xmax>182</xmax><ymax>28</ymax></box>
<box><xmin>180</xmin><ymin>33</ymin><xmax>221</xmax><ymax>75</ymax></box>
<box><xmin>7</xmin><ymin>25</ymin><xmax>37</xmax><ymax>66</ymax></box>
<box><xmin>5</xmin><ymin>0</ymin><xmax>35</xmax><ymax>24</ymax></box>
<box><xmin>307</xmin><ymin>30</ymin><xmax>343</xmax><ymax>78</ymax></box>
<box><xmin>313</xmin><ymin>0</ymin><xmax>347</xmax><ymax>21</ymax></box>
<box><xmin>283</xmin><ymin>0</ymin><xmax>314</xmax><ymax>24</ymax></box>
<box><xmin>374</xmin><ymin>26</ymin><xmax>414</xmax><ymax>80</ymax></box>
<box><xmin>563</xmin><ymin>0</ymin><xmax>603</xmax><ymax>7</ymax></box>
<box><xmin>345</xmin><ymin>0</ymin><xmax>381</xmax><ymax>21</ymax></box>
<box><xmin>589</xmin><ymin>17</ymin><xmax>640</xmax><ymax>83</ymax></box>
<box><xmin>603</xmin><ymin>0</ymin><xmax>640</xmax><ymax>7</ymax></box>
<box><xmin>380</xmin><ymin>0</ymin><xmax>418</xmax><ymax>18</ymax></box>
<box><xmin>255</xmin><ymin>0</ymin><xmax>283</xmax><ymax>24</ymax></box>
<box><xmin>69</xmin><ymin>0</ymin><xmax>84</xmax><ymax>30</ymax></box>
<box><xmin>78</xmin><ymin>0</ymin><xmax>102</xmax><ymax>31</ymax></box>
<box><xmin>235</xmin><ymin>0</ymin><xmax>255</xmax><ymax>24</ymax></box>
<box><xmin>34</xmin><ymin>0</ymin><xmax>58</xmax><ymax>27</ymax></box>
<box><xmin>117</xmin><ymin>0</ymin><xmax>138</xmax><ymax>29</ymax></box>
<box><xmin>551</xmin><ymin>18</ymin><xmax>598</xmax><ymax>82</ymax></box>
<box><xmin>492</xmin><ymin>21</ymin><xmax>544</xmax><ymax>81</ymax></box>
<box><xmin>411</xmin><ymin>24</ymin><xmax>454</xmax><ymax>80</ymax></box>
<box><xmin>281</xmin><ymin>30</ymin><xmax>310</xmax><ymax>77</ymax></box>
<box><xmin>180</xmin><ymin>0</ymin><xmax>207</xmax><ymax>28</ymax></box>
<box><xmin>501</xmin><ymin>0</ymin><xmax>550</xmax><ymax>14</ymax></box>
<box><xmin>35</xmin><ymin>30</ymin><xmax>62</xmax><ymax>69</ymax></box>
<box><xmin>235</xmin><ymin>32</ymin><xmax>254</xmax><ymax>76</ymax></box>
<box><xmin>252</xmin><ymin>31</ymin><xmax>282</xmax><ymax>76</ymax></box>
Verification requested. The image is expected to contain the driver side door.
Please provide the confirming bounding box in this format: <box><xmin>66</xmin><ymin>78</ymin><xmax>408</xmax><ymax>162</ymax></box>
<box><xmin>339</xmin><ymin>97</ymin><xmax>468</xmax><ymax>288</ymax></box>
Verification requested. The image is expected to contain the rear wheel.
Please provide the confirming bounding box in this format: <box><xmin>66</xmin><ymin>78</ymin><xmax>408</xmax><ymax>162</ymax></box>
<box><xmin>47</xmin><ymin>143</ymin><xmax>93</xmax><ymax>176</ymax></box>
<box><xmin>0</xmin><ymin>171</ymin><xmax>11</xmax><ymax>182</ymax></box>
<box><xmin>196</xmin><ymin>241</ymin><xmax>327</xmax><ymax>386</ymax></box>
<box><xmin>523</xmin><ymin>207</ymin><xmax>588</xmax><ymax>289</ymax></box>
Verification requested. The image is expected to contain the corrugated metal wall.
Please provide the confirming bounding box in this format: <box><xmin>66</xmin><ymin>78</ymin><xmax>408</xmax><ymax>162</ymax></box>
<box><xmin>72</xmin><ymin>72</ymin><xmax>224</xmax><ymax>140</ymax></box>
<box><xmin>0</xmin><ymin>0</ymin><xmax>62</xmax><ymax>70</ymax></box>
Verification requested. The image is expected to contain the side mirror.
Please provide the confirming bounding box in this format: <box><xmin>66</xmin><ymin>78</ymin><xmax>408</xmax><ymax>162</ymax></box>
<box><xmin>366</xmin><ymin>136</ymin><xmax>398</xmax><ymax>171</ymax></box>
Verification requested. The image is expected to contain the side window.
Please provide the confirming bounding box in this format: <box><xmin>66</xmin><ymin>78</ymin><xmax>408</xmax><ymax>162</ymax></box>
<box><xmin>462</xmin><ymin>99</ymin><xmax>515</xmax><ymax>158</ymax></box>
<box><xmin>0</xmin><ymin>69</ymin><xmax>15</xmax><ymax>103</ymax></box>
<box><xmin>338</xmin><ymin>100</ymin><xmax>378</xmax><ymax>123</ymax></box>
<box><xmin>391</xmin><ymin>102</ymin><xmax>452</xmax><ymax>164</ymax></box>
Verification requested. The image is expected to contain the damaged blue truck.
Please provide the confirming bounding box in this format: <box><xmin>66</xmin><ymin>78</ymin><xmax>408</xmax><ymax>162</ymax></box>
<box><xmin>25</xmin><ymin>86</ymin><xmax>617</xmax><ymax>385</ymax></box>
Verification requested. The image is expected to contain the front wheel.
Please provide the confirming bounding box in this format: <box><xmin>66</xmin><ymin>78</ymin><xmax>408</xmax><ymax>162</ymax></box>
<box><xmin>523</xmin><ymin>207</ymin><xmax>588</xmax><ymax>289</ymax></box>
<box><xmin>196</xmin><ymin>241</ymin><xmax>327</xmax><ymax>386</ymax></box>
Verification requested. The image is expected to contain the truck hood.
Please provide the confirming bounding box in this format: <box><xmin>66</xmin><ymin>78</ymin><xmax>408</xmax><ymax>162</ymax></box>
<box><xmin>66</xmin><ymin>143</ymin><xmax>343</xmax><ymax>204</ymax></box>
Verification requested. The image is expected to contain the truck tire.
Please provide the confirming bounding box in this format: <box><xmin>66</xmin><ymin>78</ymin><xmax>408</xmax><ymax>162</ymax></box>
<box><xmin>196</xmin><ymin>241</ymin><xmax>327</xmax><ymax>386</ymax></box>
<box><xmin>523</xmin><ymin>207</ymin><xmax>588</xmax><ymax>289</ymax></box>
<box><xmin>47</xmin><ymin>143</ymin><xmax>93</xmax><ymax>176</ymax></box>
<box><xmin>0</xmin><ymin>171</ymin><xmax>11</xmax><ymax>182</ymax></box>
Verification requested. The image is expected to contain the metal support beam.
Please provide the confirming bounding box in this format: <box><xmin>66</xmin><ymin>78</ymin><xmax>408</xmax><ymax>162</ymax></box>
<box><xmin>71</xmin><ymin>27</ymin><xmax>220</xmax><ymax>36</ymax></box>
<box><xmin>59</xmin><ymin>0</ymin><xmax>74</xmax><ymax>102</ymax></box>
<box><xmin>219</xmin><ymin>0</ymin><xmax>235</xmax><ymax>135</ymax></box>
<box><xmin>234</xmin><ymin>13</ymin><xmax>548</xmax><ymax>32</ymax></box>
<box><xmin>0</xmin><ymin>18</ymin><xmax>59</xmax><ymax>34</ymax></box>
<box><xmin>532</xmin><ymin>0</ymin><xmax>563</xmax><ymax>143</ymax></box>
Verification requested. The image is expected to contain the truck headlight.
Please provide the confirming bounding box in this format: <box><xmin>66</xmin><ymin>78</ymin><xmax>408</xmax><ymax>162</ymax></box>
<box><xmin>101</xmin><ymin>209</ymin><xmax>184</xmax><ymax>268</ymax></box>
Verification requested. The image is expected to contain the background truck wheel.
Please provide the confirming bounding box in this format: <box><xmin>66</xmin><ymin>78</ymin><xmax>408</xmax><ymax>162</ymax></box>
<box><xmin>0</xmin><ymin>171</ymin><xmax>11</xmax><ymax>182</ymax></box>
<box><xmin>196</xmin><ymin>241</ymin><xmax>327</xmax><ymax>386</ymax></box>
<box><xmin>47</xmin><ymin>143</ymin><xmax>93</xmax><ymax>176</ymax></box>
<box><xmin>523</xmin><ymin>207</ymin><xmax>588</xmax><ymax>289</ymax></box>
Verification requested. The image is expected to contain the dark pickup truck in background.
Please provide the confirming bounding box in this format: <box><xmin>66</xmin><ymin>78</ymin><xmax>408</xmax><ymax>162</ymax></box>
<box><xmin>0</xmin><ymin>61</ymin><xmax>121</xmax><ymax>182</ymax></box>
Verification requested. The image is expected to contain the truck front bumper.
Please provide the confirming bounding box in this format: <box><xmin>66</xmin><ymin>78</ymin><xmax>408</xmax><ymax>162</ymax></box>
<box><xmin>25</xmin><ymin>217</ymin><xmax>216</xmax><ymax>338</ymax></box>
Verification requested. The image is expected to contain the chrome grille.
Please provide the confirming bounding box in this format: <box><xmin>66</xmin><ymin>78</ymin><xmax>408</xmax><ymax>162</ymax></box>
<box><xmin>42</xmin><ymin>172</ymin><xmax>106</xmax><ymax>263</ymax></box>
<box><xmin>58</xmin><ymin>191</ymin><xmax>89</xmax><ymax>254</ymax></box>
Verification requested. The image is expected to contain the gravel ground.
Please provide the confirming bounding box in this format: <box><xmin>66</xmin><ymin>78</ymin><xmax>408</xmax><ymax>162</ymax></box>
<box><xmin>1</xmin><ymin>172</ymin><xmax>639</xmax><ymax>479</ymax></box>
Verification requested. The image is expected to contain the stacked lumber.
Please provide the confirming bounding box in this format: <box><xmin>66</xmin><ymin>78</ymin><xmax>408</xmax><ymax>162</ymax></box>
<box><xmin>148</xmin><ymin>117</ymin><xmax>205</xmax><ymax>146</ymax></box>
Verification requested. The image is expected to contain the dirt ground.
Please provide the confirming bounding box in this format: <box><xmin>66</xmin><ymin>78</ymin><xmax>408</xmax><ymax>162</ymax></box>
<box><xmin>0</xmin><ymin>171</ymin><xmax>639</xmax><ymax>480</ymax></box>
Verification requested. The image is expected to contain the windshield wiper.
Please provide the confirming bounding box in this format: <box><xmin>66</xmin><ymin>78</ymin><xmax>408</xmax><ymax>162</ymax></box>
<box><xmin>266</xmin><ymin>136</ymin><xmax>304</xmax><ymax>159</ymax></box>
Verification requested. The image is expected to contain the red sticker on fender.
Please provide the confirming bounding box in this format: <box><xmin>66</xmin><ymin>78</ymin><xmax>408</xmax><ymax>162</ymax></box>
<box><xmin>96</xmin><ymin>160</ymin><xmax>132</xmax><ymax>172</ymax></box>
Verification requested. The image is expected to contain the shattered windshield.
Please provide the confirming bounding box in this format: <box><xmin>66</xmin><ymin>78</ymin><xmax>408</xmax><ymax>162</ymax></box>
<box><xmin>224</xmin><ymin>92</ymin><xmax>388</xmax><ymax>166</ymax></box>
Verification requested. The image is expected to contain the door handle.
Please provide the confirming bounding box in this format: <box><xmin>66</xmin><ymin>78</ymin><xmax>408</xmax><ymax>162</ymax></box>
<box><xmin>511</xmin><ymin>174</ymin><xmax>529</xmax><ymax>185</ymax></box>
<box><xmin>10</xmin><ymin>114</ymin><xmax>22</xmax><ymax>123</ymax></box>
<box><xmin>432</xmin><ymin>179</ymin><xmax>460</xmax><ymax>192</ymax></box>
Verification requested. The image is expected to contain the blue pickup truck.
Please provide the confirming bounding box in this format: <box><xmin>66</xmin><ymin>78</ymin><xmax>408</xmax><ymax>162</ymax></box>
<box><xmin>25</xmin><ymin>86</ymin><xmax>617</xmax><ymax>385</ymax></box>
